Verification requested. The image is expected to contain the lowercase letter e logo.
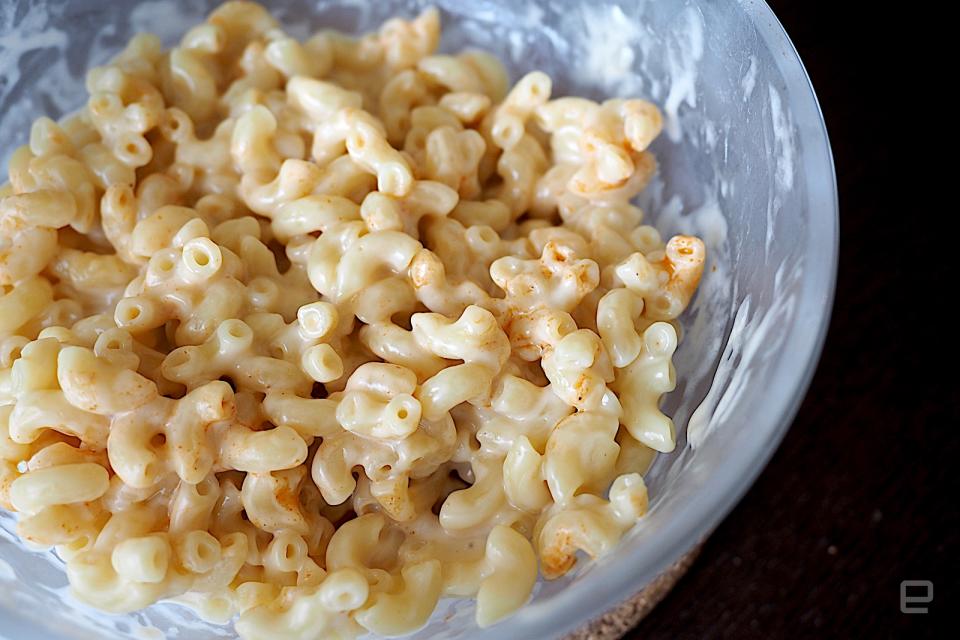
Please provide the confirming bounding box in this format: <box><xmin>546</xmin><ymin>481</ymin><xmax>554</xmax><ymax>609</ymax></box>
<box><xmin>900</xmin><ymin>580</ymin><xmax>933</xmax><ymax>614</ymax></box>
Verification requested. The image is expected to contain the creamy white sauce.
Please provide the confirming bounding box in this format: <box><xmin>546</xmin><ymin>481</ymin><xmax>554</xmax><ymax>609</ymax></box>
<box><xmin>578</xmin><ymin>5</ymin><xmax>643</xmax><ymax>93</ymax></box>
<box><xmin>688</xmin><ymin>263</ymin><xmax>798</xmax><ymax>447</ymax></box>
<box><xmin>760</xmin><ymin>84</ymin><xmax>796</xmax><ymax>257</ymax></box>
<box><xmin>0</xmin><ymin>556</ymin><xmax>15</xmax><ymax>581</ymax></box>
<box><xmin>661</xmin><ymin>7</ymin><xmax>704</xmax><ymax>143</ymax></box>
<box><xmin>741</xmin><ymin>55</ymin><xmax>758</xmax><ymax>100</ymax></box>
<box><xmin>768</xmin><ymin>84</ymin><xmax>796</xmax><ymax>192</ymax></box>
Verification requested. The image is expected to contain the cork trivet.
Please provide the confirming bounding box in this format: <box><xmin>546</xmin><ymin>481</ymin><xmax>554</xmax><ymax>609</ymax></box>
<box><xmin>564</xmin><ymin>543</ymin><xmax>702</xmax><ymax>640</ymax></box>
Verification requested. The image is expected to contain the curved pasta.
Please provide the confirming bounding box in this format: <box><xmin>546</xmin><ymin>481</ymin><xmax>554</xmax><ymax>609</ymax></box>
<box><xmin>0</xmin><ymin>4</ymin><xmax>706</xmax><ymax>637</ymax></box>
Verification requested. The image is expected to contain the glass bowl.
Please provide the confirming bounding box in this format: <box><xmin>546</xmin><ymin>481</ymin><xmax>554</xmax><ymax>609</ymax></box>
<box><xmin>0</xmin><ymin>0</ymin><xmax>837</xmax><ymax>638</ymax></box>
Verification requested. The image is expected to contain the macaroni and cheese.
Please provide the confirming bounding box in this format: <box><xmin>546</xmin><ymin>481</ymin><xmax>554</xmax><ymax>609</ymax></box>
<box><xmin>0</xmin><ymin>2</ymin><xmax>705</xmax><ymax>638</ymax></box>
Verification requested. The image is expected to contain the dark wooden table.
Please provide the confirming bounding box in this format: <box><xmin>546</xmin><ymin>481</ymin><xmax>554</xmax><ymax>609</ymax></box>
<box><xmin>629</xmin><ymin>3</ymin><xmax>956</xmax><ymax>638</ymax></box>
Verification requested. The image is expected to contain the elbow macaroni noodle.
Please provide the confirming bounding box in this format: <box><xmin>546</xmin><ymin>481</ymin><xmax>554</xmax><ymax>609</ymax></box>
<box><xmin>0</xmin><ymin>3</ymin><xmax>706</xmax><ymax>638</ymax></box>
